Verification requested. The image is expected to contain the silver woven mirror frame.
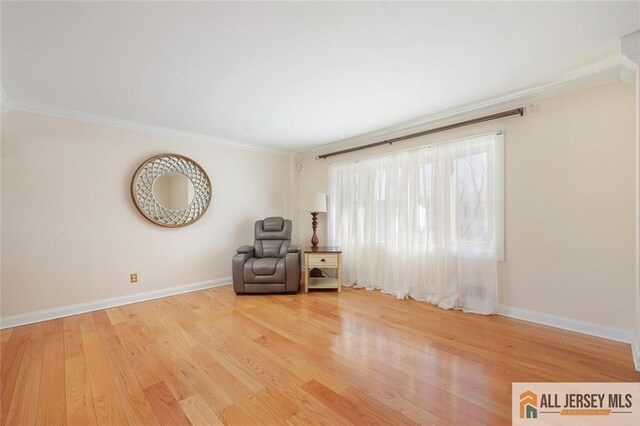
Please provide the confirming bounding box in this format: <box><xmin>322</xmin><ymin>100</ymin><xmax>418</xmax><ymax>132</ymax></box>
<box><xmin>131</xmin><ymin>154</ymin><xmax>211</xmax><ymax>227</ymax></box>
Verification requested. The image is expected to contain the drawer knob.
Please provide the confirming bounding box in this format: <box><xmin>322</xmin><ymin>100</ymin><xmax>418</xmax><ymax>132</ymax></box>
<box><xmin>321</xmin><ymin>258</ymin><xmax>326</xmax><ymax>262</ymax></box>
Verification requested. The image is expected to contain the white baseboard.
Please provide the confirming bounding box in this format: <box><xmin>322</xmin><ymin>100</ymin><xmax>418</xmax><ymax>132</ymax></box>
<box><xmin>0</xmin><ymin>277</ymin><xmax>232</xmax><ymax>329</ymax></box>
<box><xmin>497</xmin><ymin>305</ymin><xmax>634</xmax><ymax>344</ymax></box>
<box><xmin>632</xmin><ymin>332</ymin><xmax>640</xmax><ymax>372</ymax></box>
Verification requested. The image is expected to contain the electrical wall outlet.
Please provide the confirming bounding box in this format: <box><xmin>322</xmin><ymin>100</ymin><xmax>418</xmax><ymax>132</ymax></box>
<box><xmin>130</xmin><ymin>273</ymin><xmax>138</xmax><ymax>284</ymax></box>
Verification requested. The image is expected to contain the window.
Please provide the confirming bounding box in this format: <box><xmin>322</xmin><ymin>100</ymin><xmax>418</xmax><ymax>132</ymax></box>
<box><xmin>327</xmin><ymin>132</ymin><xmax>503</xmax><ymax>314</ymax></box>
<box><xmin>329</xmin><ymin>132</ymin><xmax>504</xmax><ymax>260</ymax></box>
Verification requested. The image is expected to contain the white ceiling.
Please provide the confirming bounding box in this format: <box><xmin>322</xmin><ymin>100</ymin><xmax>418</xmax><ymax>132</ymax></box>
<box><xmin>2</xmin><ymin>1</ymin><xmax>639</xmax><ymax>151</ymax></box>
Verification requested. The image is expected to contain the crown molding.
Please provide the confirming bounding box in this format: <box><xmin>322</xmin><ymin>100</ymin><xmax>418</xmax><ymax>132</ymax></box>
<box><xmin>0</xmin><ymin>86</ymin><xmax>7</xmax><ymax>115</ymax></box>
<box><xmin>4</xmin><ymin>54</ymin><xmax>625</xmax><ymax>157</ymax></box>
<box><xmin>300</xmin><ymin>54</ymin><xmax>625</xmax><ymax>158</ymax></box>
<box><xmin>621</xmin><ymin>30</ymin><xmax>640</xmax><ymax>65</ymax></box>
<box><xmin>621</xmin><ymin>31</ymin><xmax>640</xmax><ymax>84</ymax></box>
<box><xmin>3</xmin><ymin>98</ymin><xmax>291</xmax><ymax>155</ymax></box>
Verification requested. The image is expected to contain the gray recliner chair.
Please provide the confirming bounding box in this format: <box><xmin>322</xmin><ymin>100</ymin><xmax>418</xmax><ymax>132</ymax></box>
<box><xmin>233</xmin><ymin>217</ymin><xmax>301</xmax><ymax>294</ymax></box>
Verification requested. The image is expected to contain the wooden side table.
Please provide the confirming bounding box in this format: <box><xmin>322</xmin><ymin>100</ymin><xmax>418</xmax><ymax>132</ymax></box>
<box><xmin>303</xmin><ymin>247</ymin><xmax>342</xmax><ymax>292</ymax></box>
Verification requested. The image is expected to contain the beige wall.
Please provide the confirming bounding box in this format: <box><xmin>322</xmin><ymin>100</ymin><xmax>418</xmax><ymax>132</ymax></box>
<box><xmin>1</xmin><ymin>111</ymin><xmax>293</xmax><ymax>317</ymax></box>
<box><xmin>296</xmin><ymin>82</ymin><xmax>637</xmax><ymax>330</ymax></box>
<box><xmin>1</xmin><ymin>82</ymin><xmax>636</xmax><ymax>332</ymax></box>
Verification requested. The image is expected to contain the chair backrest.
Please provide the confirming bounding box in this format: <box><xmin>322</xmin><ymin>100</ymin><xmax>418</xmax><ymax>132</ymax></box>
<box><xmin>254</xmin><ymin>217</ymin><xmax>292</xmax><ymax>258</ymax></box>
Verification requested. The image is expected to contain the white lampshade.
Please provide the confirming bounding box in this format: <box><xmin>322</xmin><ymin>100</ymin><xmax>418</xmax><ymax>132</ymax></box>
<box><xmin>302</xmin><ymin>192</ymin><xmax>327</xmax><ymax>213</ymax></box>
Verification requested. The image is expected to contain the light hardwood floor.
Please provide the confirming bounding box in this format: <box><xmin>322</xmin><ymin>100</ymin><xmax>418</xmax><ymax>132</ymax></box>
<box><xmin>1</xmin><ymin>285</ymin><xmax>638</xmax><ymax>425</ymax></box>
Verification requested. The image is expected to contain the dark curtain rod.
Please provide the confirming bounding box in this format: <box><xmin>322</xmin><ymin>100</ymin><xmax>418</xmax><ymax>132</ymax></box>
<box><xmin>317</xmin><ymin>107</ymin><xmax>525</xmax><ymax>159</ymax></box>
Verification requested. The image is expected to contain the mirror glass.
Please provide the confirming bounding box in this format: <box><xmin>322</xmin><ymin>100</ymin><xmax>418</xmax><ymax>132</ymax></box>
<box><xmin>152</xmin><ymin>172</ymin><xmax>195</xmax><ymax>210</ymax></box>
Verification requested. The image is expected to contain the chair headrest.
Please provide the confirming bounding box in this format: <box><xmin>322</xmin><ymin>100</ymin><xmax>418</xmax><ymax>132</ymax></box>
<box><xmin>263</xmin><ymin>217</ymin><xmax>284</xmax><ymax>231</ymax></box>
<box><xmin>255</xmin><ymin>217</ymin><xmax>292</xmax><ymax>241</ymax></box>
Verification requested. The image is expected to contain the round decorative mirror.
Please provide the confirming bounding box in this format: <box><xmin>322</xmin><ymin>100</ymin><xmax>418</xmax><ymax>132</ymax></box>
<box><xmin>131</xmin><ymin>154</ymin><xmax>211</xmax><ymax>227</ymax></box>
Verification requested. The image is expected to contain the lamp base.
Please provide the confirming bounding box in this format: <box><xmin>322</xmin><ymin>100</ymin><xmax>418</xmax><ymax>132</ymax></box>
<box><xmin>310</xmin><ymin>212</ymin><xmax>319</xmax><ymax>248</ymax></box>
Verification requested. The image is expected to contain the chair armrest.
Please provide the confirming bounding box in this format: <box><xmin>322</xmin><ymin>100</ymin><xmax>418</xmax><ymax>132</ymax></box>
<box><xmin>233</xmin><ymin>251</ymin><xmax>253</xmax><ymax>294</ymax></box>
<box><xmin>285</xmin><ymin>250</ymin><xmax>301</xmax><ymax>293</ymax></box>
<box><xmin>236</xmin><ymin>245</ymin><xmax>255</xmax><ymax>255</ymax></box>
<box><xmin>287</xmin><ymin>245</ymin><xmax>301</xmax><ymax>254</ymax></box>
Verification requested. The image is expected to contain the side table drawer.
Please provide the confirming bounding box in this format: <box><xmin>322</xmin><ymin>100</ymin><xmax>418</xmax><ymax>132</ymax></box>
<box><xmin>307</xmin><ymin>253</ymin><xmax>339</xmax><ymax>268</ymax></box>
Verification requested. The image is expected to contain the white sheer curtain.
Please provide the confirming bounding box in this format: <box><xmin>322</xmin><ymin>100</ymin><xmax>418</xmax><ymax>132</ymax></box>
<box><xmin>328</xmin><ymin>133</ymin><xmax>502</xmax><ymax>314</ymax></box>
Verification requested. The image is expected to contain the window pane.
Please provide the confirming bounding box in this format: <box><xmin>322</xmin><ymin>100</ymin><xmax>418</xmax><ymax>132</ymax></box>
<box><xmin>455</xmin><ymin>152</ymin><xmax>489</xmax><ymax>244</ymax></box>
